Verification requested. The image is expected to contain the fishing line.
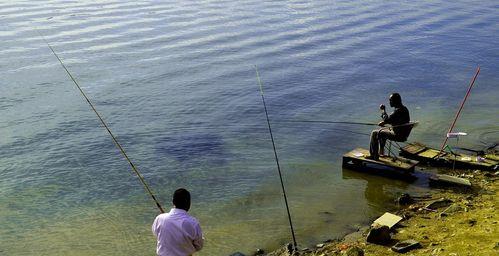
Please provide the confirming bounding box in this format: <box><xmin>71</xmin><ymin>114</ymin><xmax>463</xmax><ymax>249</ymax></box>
<box><xmin>276</xmin><ymin>120</ymin><xmax>378</xmax><ymax>126</ymax></box>
<box><xmin>37</xmin><ymin>31</ymin><xmax>165</xmax><ymax>214</ymax></box>
<box><xmin>276</xmin><ymin>120</ymin><xmax>419</xmax><ymax>129</ymax></box>
<box><xmin>254</xmin><ymin>65</ymin><xmax>298</xmax><ymax>250</ymax></box>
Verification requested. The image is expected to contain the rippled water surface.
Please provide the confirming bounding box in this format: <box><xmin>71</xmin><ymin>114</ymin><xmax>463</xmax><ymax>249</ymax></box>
<box><xmin>1</xmin><ymin>0</ymin><xmax>498</xmax><ymax>255</ymax></box>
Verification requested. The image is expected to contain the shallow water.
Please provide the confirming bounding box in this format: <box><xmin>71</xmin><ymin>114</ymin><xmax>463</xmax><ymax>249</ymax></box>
<box><xmin>1</xmin><ymin>0</ymin><xmax>498</xmax><ymax>255</ymax></box>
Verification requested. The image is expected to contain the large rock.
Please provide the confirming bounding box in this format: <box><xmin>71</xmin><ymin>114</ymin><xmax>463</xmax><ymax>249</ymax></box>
<box><xmin>366</xmin><ymin>224</ymin><xmax>391</xmax><ymax>245</ymax></box>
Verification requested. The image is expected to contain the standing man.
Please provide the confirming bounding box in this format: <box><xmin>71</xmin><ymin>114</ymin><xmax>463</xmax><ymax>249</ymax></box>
<box><xmin>152</xmin><ymin>188</ymin><xmax>204</xmax><ymax>256</ymax></box>
<box><xmin>369</xmin><ymin>93</ymin><xmax>411</xmax><ymax>160</ymax></box>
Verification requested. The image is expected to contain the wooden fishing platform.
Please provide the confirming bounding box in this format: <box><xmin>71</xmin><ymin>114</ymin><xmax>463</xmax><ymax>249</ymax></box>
<box><xmin>342</xmin><ymin>148</ymin><xmax>419</xmax><ymax>176</ymax></box>
<box><xmin>400</xmin><ymin>142</ymin><xmax>499</xmax><ymax>171</ymax></box>
<box><xmin>484</xmin><ymin>153</ymin><xmax>499</xmax><ymax>162</ymax></box>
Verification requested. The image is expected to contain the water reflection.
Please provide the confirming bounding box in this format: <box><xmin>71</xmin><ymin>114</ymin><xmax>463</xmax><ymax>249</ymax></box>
<box><xmin>341</xmin><ymin>168</ymin><xmax>431</xmax><ymax>212</ymax></box>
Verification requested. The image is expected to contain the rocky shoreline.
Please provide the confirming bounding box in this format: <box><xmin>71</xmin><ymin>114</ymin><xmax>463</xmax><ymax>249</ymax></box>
<box><xmin>239</xmin><ymin>168</ymin><xmax>498</xmax><ymax>256</ymax></box>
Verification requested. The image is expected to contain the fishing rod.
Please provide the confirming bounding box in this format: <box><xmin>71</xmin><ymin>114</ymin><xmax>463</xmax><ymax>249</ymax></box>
<box><xmin>254</xmin><ymin>65</ymin><xmax>298</xmax><ymax>250</ymax></box>
<box><xmin>439</xmin><ymin>67</ymin><xmax>480</xmax><ymax>152</ymax></box>
<box><xmin>38</xmin><ymin>31</ymin><xmax>165</xmax><ymax>214</ymax></box>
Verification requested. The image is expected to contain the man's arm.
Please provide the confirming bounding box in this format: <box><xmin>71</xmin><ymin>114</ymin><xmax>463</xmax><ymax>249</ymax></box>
<box><xmin>384</xmin><ymin>108</ymin><xmax>402</xmax><ymax>125</ymax></box>
<box><xmin>192</xmin><ymin>222</ymin><xmax>204</xmax><ymax>251</ymax></box>
<box><xmin>152</xmin><ymin>216</ymin><xmax>159</xmax><ymax>237</ymax></box>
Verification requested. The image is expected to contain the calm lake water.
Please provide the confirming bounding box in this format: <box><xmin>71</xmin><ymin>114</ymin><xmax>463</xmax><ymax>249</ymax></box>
<box><xmin>1</xmin><ymin>0</ymin><xmax>498</xmax><ymax>255</ymax></box>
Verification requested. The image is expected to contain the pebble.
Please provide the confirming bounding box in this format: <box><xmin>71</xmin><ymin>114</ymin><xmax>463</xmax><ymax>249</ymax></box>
<box><xmin>254</xmin><ymin>248</ymin><xmax>264</xmax><ymax>255</ymax></box>
<box><xmin>467</xmin><ymin>219</ymin><xmax>477</xmax><ymax>227</ymax></box>
<box><xmin>432</xmin><ymin>248</ymin><xmax>444</xmax><ymax>255</ymax></box>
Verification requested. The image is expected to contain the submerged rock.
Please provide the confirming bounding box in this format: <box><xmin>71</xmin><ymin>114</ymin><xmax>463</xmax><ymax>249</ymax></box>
<box><xmin>230</xmin><ymin>252</ymin><xmax>246</xmax><ymax>256</ymax></box>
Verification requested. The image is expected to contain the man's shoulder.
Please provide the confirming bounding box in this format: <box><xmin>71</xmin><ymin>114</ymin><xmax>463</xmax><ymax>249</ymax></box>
<box><xmin>396</xmin><ymin>105</ymin><xmax>408</xmax><ymax>111</ymax></box>
<box><xmin>155</xmin><ymin>212</ymin><xmax>172</xmax><ymax>221</ymax></box>
<box><xmin>184</xmin><ymin>213</ymin><xmax>201</xmax><ymax>225</ymax></box>
<box><xmin>396</xmin><ymin>105</ymin><xmax>409</xmax><ymax>114</ymax></box>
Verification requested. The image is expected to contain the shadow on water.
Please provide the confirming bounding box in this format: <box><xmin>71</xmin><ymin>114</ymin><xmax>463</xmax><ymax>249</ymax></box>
<box><xmin>155</xmin><ymin>132</ymin><xmax>229</xmax><ymax>165</ymax></box>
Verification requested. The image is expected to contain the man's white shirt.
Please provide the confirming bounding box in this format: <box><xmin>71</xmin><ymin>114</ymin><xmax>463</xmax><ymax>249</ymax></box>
<box><xmin>152</xmin><ymin>208</ymin><xmax>204</xmax><ymax>256</ymax></box>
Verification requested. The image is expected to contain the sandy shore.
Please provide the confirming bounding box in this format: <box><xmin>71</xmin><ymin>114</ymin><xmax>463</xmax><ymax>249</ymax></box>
<box><xmin>265</xmin><ymin>168</ymin><xmax>498</xmax><ymax>256</ymax></box>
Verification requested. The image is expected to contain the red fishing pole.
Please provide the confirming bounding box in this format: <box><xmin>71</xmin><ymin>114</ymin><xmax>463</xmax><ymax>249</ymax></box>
<box><xmin>439</xmin><ymin>67</ymin><xmax>480</xmax><ymax>152</ymax></box>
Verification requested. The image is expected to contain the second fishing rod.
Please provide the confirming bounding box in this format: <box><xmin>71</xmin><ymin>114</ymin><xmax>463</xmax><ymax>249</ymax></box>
<box><xmin>254</xmin><ymin>65</ymin><xmax>298</xmax><ymax>251</ymax></box>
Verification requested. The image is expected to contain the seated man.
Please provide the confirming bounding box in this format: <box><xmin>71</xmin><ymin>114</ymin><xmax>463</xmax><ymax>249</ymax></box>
<box><xmin>369</xmin><ymin>93</ymin><xmax>410</xmax><ymax>160</ymax></box>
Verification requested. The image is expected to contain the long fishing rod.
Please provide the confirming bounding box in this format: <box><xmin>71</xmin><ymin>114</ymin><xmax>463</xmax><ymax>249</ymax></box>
<box><xmin>38</xmin><ymin>31</ymin><xmax>165</xmax><ymax>214</ymax></box>
<box><xmin>254</xmin><ymin>65</ymin><xmax>298</xmax><ymax>250</ymax></box>
<box><xmin>439</xmin><ymin>67</ymin><xmax>480</xmax><ymax>152</ymax></box>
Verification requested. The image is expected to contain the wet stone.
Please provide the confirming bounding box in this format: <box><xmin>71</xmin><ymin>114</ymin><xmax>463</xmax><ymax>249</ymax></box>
<box><xmin>253</xmin><ymin>248</ymin><xmax>264</xmax><ymax>255</ymax></box>
<box><xmin>397</xmin><ymin>193</ymin><xmax>414</xmax><ymax>205</ymax></box>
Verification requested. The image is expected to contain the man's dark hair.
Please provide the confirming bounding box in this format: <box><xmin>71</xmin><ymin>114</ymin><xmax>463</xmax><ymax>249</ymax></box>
<box><xmin>390</xmin><ymin>93</ymin><xmax>402</xmax><ymax>106</ymax></box>
<box><xmin>173</xmin><ymin>188</ymin><xmax>191</xmax><ymax>211</ymax></box>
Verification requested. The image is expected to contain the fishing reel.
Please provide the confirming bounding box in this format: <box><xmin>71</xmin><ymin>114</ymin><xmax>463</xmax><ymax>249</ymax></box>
<box><xmin>379</xmin><ymin>104</ymin><xmax>388</xmax><ymax>119</ymax></box>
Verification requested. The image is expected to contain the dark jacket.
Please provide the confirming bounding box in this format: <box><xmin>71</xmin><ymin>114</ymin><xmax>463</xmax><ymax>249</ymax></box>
<box><xmin>384</xmin><ymin>105</ymin><xmax>411</xmax><ymax>139</ymax></box>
